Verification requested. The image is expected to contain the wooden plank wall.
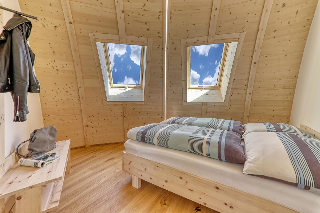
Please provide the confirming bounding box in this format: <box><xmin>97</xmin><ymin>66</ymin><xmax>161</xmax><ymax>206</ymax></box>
<box><xmin>71</xmin><ymin>0</ymin><xmax>163</xmax><ymax>145</ymax></box>
<box><xmin>248</xmin><ymin>0</ymin><xmax>318</xmax><ymax>122</ymax></box>
<box><xmin>18</xmin><ymin>0</ymin><xmax>85</xmax><ymax>148</ymax></box>
<box><xmin>167</xmin><ymin>0</ymin><xmax>318</xmax><ymax>123</ymax></box>
<box><xmin>18</xmin><ymin>0</ymin><xmax>317</xmax><ymax>147</ymax></box>
<box><xmin>19</xmin><ymin>0</ymin><xmax>164</xmax><ymax>146</ymax></box>
<box><xmin>167</xmin><ymin>0</ymin><xmax>265</xmax><ymax>120</ymax></box>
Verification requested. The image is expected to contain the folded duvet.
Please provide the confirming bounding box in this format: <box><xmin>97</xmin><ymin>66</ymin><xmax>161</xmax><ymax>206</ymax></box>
<box><xmin>127</xmin><ymin>123</ymin><xmax>246</xmax><ymax>163</ymax></box>
<box><xmin>161</xmin><ymin>117</ymin><xmax>243</xmax><ymax>135</ymax></box>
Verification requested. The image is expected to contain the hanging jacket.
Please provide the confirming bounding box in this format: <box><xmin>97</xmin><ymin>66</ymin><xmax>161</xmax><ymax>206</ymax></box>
<box><xmin>0</xmin><ymin>14</ymin><xmax>40</xmax><ymax>122</ymax></box>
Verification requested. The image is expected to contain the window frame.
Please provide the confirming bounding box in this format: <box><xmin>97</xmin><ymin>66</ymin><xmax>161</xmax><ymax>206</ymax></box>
<box><xmin>103</xmin><ymin>43</ymin><xmax>146</xmax><ymax>90</ymax></box>
<box><xmin>90</xmin><ymin>33</ymin><xmax>153</xmax><ymax>104</ymax></box>
<box><xmin>187</xmin><ymin>43</ymin><xmax>229</xmax><ymax>90</ymax></box>
<box><xmin>181</xmin><ymin>33</ymin><xmax>246</xmax><ymax>105</ymax></box>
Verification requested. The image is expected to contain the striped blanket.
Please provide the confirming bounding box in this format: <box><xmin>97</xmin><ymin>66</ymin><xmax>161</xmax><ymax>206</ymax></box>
<box><xmin>161</xmin><ymin>117</ymin><xmax>243</xmax><ymax>135</ymax></box>
<box><xmin>243</xmin><ymin>123</ymin><xmax>315</xmax><ymax>139</ymax></box>
<box><xmin>127</xmin><ymin>123</ymin><xmax>246</xmax><ymax>163</ymax></box>
<box><xmin>244</xmin><ymin>132</ymin><xmax>320</xmax><ymax>194</ymax></box>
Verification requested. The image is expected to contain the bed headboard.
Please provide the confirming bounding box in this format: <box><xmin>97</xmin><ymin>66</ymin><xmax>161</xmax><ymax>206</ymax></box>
<box><xmin>300</xmin><ymin>125</ymin><xmax>320</xmax><ymax>139</ymax></box>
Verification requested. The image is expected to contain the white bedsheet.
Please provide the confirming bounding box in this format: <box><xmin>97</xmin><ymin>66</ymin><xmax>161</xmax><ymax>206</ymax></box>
<box><xmin>125</xmin><ymin>139</ymin><xmax>320</xmax><ymax>213</ymax></box>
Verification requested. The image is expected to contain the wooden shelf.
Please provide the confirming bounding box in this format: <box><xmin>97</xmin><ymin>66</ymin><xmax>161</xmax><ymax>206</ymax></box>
<box><xmin>0</xmin><ymin>140</ymin><xmax>70</xmax><ymax>200</ymax></box>
<box><xmin>0</xmin><ymin>140</ymin><xmax>70</xmax><ymax>213</ymax></box>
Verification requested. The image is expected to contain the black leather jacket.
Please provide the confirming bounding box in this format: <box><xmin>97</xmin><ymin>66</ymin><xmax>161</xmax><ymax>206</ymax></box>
<box><xmin>0</xmin><ymin>14</ymin><xmax>40</xmax><ymax>122</ymax></box>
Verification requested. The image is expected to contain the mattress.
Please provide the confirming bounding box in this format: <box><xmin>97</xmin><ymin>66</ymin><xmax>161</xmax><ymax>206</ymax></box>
<box><xmin>125</xmin><ymin>139</ymin><xmax>320</xmax><ymax>213</ymax></box>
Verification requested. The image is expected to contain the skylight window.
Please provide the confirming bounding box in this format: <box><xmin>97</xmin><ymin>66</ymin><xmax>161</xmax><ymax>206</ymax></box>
<box><xmin>189</xmin><ymin>43</ymin><xmax>226</xmax><ymax>89</ymax></box>
<box><xmin>104</xmin><ymin>43</ymin><xmax>146</xmax><ymax>88</ymax></box>
<box><xmin>184</xmin><ymin>40</ymin><xmax>239</xmax><ymax>103</ymax></box>
<box><xmin>91</xmin><ymin>33</ymin><xmax>152</xmax><ymax>103</ymax></box>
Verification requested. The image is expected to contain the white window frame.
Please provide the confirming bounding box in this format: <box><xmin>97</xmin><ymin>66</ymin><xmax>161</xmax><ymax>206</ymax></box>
<box><xmin>181</xmin><ymin>33</ymin><xmax>245</xmax><ymax>105</ymax></box>
<box><xmin>90</xmin><ymin>33</ymin><xmax>152</xmax><ymax>104</ymax></box>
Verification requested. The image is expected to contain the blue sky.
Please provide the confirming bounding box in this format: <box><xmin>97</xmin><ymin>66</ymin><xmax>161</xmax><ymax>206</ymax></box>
<box><xmin>190</xmin><ymin>43</ymin><xmax>224</xmax><ymax>86</ymax></box>
<box><xmin>107</xmin><ymin>43</ymin><xmax>142</xmax><ymax>85</ymax></box>
<box><xmin>106</xmin><ymin>43</ymin><xmax>223</xmax><ymax>86</ymax></box>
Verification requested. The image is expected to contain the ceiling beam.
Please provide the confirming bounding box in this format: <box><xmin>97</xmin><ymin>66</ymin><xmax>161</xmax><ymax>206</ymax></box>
<box><xmin>61</xmin><ymin>0</ymin><xmax>89</xmax><ymax>147</ymax></box>
<box><xmin>115</xmin><ymin>0</ymin><xmax>126</xmax><ymax>42</ymax></box>
<box><xmin>209</xmin><ymin>0</ymin><xmax>222</xmax><ymax>37</ymax></box>
<box><xmin>243</xmin><ymin>0</ymin><xmax>274</xmax><ymax>123</ymax></box>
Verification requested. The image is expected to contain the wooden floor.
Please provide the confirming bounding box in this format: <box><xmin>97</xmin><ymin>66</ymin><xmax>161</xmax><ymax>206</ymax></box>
<box><xmin>48</xmin><ymin>143</ymin><xmax>218</xmax><ymax>213</ymax></box>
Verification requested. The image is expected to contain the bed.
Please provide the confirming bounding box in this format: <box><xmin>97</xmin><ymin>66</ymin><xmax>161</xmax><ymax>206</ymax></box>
<box><xmin>122</xmin><ymin>125</ymin><xmax>320</xmax><ymax>213</ymax></box>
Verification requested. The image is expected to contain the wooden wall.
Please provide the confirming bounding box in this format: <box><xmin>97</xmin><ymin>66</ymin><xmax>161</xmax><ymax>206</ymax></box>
<box><xmin>19</xmin><ymin>0</ymin><xmax>164</xmax><ymax>147</ymax></box>
<box><xmin>18</xmin><ymin>0</ymin><xmax>317</xmax><ymax>147</ymax></box>
<box><xmin>70</xmin><ymin>0</ymin><xmax>164</xmax><ymax>146</ymax></box>
<box><xmin>248</xmin><ymin>0</ymin><xmax>318</xmax><ymax>122</ymax></box>
<box><xmin>167</xmin><ymin>0</ymin><xmax>318</xmax><ymax>123</ymax></box>
<box><xmin>18</xmin><ymin>0</ymin><xmax>85</xmax><ymax>148</ymax></box>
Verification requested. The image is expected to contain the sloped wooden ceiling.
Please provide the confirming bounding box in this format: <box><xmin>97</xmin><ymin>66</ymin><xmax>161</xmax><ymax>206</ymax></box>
<box><xmin>247</xmin><ymin>0</ymin><xmax>317</xmax><ymax>122</ymax></box>
<box><xmin>167</xmin><ymin>0</ymin><xmax>318</xmax><ymax>123</ymax></box>
<box><xmin>18</xmin><ymin>0</ymin><xmax>164</xmax><ymax>147</ymax></box>
<box><xmin>17</xmin><ymin>0</ymin><xmax>317</xmax><ymax>147</ymax></box>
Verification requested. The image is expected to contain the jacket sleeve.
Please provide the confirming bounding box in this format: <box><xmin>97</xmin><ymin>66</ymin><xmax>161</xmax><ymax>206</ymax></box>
<box><xmin>0</xmin><ymin>31</ymin><xmax>13</xmax><ymax>92</ymax></box>
<box><xmin>11</xmin><ymin>25</ymin><xmax>30</xmax><ymax>122</ymax></box>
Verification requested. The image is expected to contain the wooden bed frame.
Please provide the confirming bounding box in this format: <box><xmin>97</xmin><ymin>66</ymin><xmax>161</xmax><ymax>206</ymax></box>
<box><xmin>122</xmin><ymin>125</ymin><xmax>320</xmax><ymax>213</ymax></box>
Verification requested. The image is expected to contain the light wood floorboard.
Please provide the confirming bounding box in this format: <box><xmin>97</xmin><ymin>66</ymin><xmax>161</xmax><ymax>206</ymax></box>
<box><xmin>48</xmin><ymin>143</ymin><xmax>218</xmax><ymax>213</ymax></box>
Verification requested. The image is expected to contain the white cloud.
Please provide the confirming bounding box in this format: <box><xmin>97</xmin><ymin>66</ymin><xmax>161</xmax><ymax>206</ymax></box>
<box><xmin>190</xmin><ymin>69</ymin><xmax>200</xmax><ymax>85</ymax></box>
<box><xmin>215</xmin><ymin>60</ymin><xmax>218</xmax><ymax>65</ymax></box>
<box><xmin>117</xmin><ymin>76</ymin><xmax>138</xmax><ymax>85</ymax></box>
<box><xmin>200</xmin><ymin>64</ymin><xmax>204</xmax><ymax>70</ymax></box>
<box><xmin>114</xmin><ymin>68</ymin><xmax>118</xmax><ymax>72</ymax></box>
<box><xmin>202</xmin><ymin>75</ymin><xmax>217</xmax><ymax>85</ymax></box>
<box><xmin>127</xmin><ymin>65</ymin><xmax>132</xmax><ymax>70</ymax></box>
<box><xmin>202</xmin><ymin>65</ymin><xmax>220</xmax><ymax>85</ymax></box>
<box><xmin>107</xmin><ymin>43</ymin><xmax>127</xmax><ymax>69</ymax></box>
<box><xmin>192</xmin><ymin>44</ymin><xmax>219</xmax><ymax>56</ymax></box>
<box><xmin>130</xmin><ymin>45</ymin><xmax>141</xmax><ymax>65</ymax></box>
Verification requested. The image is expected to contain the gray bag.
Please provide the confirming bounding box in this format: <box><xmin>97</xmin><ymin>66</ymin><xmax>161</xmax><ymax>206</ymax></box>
<box><xmin>16</xmin><ymin>126</ymin><xmax>57</xmax><ymax>158</ymax></box>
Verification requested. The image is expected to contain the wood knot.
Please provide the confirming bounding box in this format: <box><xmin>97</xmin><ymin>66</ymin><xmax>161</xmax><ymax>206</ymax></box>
<box><xmin>224</xmin><ymin>203</ymin><xmax>228</xmax><ymax>206</ymax></box>
<box><xmin>230</xmin><ymin>206</ymin><xmax>234</xmax><ymax>209</ymax></box>
<box><xmin>179</xmin><ymin>177</ymin><xmax>183</xmax><ymax>179</ymax></box>
<box><xmin>165</xmin><ymin>180</ymin><xmax>168</xmax><ymax>183</ymax></box>
<box><xmin>189</xmin><ymin>189</ymin><xmax>193</xmax><ymax>192</ymax></box>
<box><xmin>16</xmin><ymin>196</ymin><xmax>22</xmax><ymax>200</ymax></box>
<box><xmin>215</xmin><ymin>186</ymin><xmax>219</xmax><ymax>190</ymax></box>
